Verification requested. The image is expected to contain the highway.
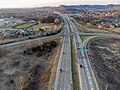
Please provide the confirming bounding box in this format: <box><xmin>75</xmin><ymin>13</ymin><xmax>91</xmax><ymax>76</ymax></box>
<box><xmin>1</xmin><ymin>25</ymin><xmax>120</xmax><ymax>48</ymax></box>
<box><xmin>53</xmin><ymin>13</ymin><xmax>120</xmax><ymax>90</ymax></box>
<box><xmin>54</xmin><ymin>14</ymin><xmax>72</xmax><ymax>90</ymax></box>
<box><xmin>0</xmin><ymin>31</ymin><xmax>63</xmax><ymax>48</ymax></box>
<box><xmin>1</xmin><ymin>12</ymin><xmax>120</xmax><ymax>90</ymax></box>
<box><xmin>65</xmin><ymin>14</ymin><xmax>99</xmax><ymax>90</ymax></box>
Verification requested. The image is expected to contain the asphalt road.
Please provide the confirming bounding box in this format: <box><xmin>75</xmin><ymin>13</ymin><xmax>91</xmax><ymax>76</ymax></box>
<box><xmin>54</xmin><ymin>14</ymin><xmax>72</xmax><ymax>90</ymax></box>
<box><xmin>0</xmin><ymin>32</ymin><xmax>63</xmax><ymax>48</ymax></box>
<box><xmin>65</xmin><ymin>14</ymin><xmax>99</xmax><ymax>90</ymax></box>
<box><xmin>1</xmin><ymin>12</ymin><xmax>120</xmax><ymax>90</ymax></box>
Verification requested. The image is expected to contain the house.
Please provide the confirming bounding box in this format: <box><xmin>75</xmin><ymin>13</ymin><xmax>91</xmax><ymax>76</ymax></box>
<box><xmin>41</xmin><ymin>26</ymin><xmax>52</xmax><ymax>31</ymax></box>
<box><xmin>104</xmin><ymin>22</ymin><xmax>111</xmax><ymax>28</ymax></box>
<box><xmin>29</xmin><ymin>20</ymin><xmax>35</xmax><ymax>23</ymax></box>
<box><xmin>98</xmin><ymin>24</ymin><xmax>103</xmax><ymax>29</ymax></box>
<box><xmin>3</xmin><ymin>30</ymin><xmax>18</xmax><ymax>38</ymax></box>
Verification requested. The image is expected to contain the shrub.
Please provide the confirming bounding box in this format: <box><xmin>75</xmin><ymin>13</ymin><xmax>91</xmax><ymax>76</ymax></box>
<box><xmin>51</xmin><ymin>41</ymin><xmax>57</xmax><ymax>47</ymax></box>
<box><xmin>23</xmin><ymin>49</ymin><xmax>33</xmax><ymax>55</ymax></box>
<box><xmin>41</xmin><ymin>15</ymin><xmax>55</xmax><ymax>23</ymax></box>
<box><xmin>44</xmin><ymin>42</ymin><xmax>51</xmax><ymax>48</ymax></box>
<box><xmin>39</xmin><ymin>28</ymin><xmax>44</xmax><ymax>32</ymax></box>
<box><xmin>23</xmin><ymin>40</ymin><xmax>57</xmax><ymax>56</ymax></box>
<box><xmin>36</xmin><ymin>45</ymin><xmax>42</xmax><ymax>51</ymax></box>
<box><xmin>30</xmin><ymin>65</ymin><xmax>40</xmax><ymax>76</ymax></box>
<box><xmin>31</xmin><ymin>47</ymin><xmax>37</xmax><ymax>52</ymax></box>
<box><xmin>0</xmin><ymin>48</ymin><xmax>9</xmax><ymax>57</ymax></box>
<box><xmin>22</xmin><ymin>76</ymin><xmax>32</xmax><ymax>90</ymax></box>
<box><xmin>36</xmin><ymin>51</ymin><xmax>42</xmax><ymax>57</ymax></box>
<box><xmin>47</xmin><ymin>48</ymin><xmax>51</xmax><ymax>52</ymax></box>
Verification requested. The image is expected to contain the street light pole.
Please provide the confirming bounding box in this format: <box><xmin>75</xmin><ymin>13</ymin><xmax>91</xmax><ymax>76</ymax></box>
<box><xmin>105</xmin><ymin>84</ymin><xmax>108</xmax><ymax>90</ymax></box>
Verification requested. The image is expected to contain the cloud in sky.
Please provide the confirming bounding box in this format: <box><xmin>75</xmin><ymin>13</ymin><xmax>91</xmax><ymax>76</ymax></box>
<box><xmin>0</xmin><ymin>0</ymin><xmax>119</xmax><ymax>8</ymax></box>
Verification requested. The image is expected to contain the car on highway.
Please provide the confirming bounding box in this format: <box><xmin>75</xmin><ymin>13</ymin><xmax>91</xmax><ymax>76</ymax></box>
<box><xmin>60</xmin><ymin>69</ymin><xmax>62</xmax><ymax>72</ymax></box>
<box><xmin>81</xmin><ymin>55</ymin><xmax>85</xmax><ymax>59</ymax></box>
<box><xmin>80</xmin><ymin>65</ymin><xmax>83</xmax><ymax>68</ymax></box>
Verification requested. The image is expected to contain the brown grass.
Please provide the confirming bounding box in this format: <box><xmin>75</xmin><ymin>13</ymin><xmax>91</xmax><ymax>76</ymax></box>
<box><xmin>0</xmin><ymin>47</ymin><xmax>9</xmax><ymax>57</ymax></box>
<box><xmin>71</xmin><ymin>36</ymin><xmax>80</xmax><ymax>90</ymax></box>
<box><xmin>48</xmin><ymin>37</ymin><xmax>63</xmax><ymax>90</ymax></box>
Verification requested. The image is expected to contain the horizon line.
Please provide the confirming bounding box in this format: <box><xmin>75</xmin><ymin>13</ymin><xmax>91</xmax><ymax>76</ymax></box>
<box><xmin>0</xmin><ymin>4</ymin><xmax>119</xmax><ymax>9</ymax></box>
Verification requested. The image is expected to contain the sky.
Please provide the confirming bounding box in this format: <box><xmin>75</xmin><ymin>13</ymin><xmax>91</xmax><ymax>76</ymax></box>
<box><xmin>0</xmin><ymin>0</ymin><xmax>120</xmax><ymax>8</ymax></box>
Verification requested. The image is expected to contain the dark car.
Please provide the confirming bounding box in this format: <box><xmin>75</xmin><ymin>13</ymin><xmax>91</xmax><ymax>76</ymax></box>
<box><xmin>80</xmin><ymin>65</ymin><xmax>83</xmax><ymax>68</ymax></box>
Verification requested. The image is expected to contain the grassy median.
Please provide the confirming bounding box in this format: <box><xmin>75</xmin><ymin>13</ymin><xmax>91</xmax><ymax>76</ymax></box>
<box><xmin>80</xmin><ymin>35</ymin><xmax>91</xmax><ymax>42</ymax></box>
<box><xmin>70</xmin><ymin>36</ymin><xmax>80</xmax><ymax>90</ymax></box>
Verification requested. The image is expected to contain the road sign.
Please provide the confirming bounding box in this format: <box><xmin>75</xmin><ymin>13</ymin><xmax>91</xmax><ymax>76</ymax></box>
<box><xmin>85</xmin><ymin>49</ymin><xmax>88</xmax><ymax>52</ymax></box>
<box><xmin>79</xmin><ymin>48</ymin><xmax>88</xmax><ymax>52</ymax></box>
<box><xmin>80</xmin><ymin>48</ymin><xmax>83</xmax><ymax>52</ymax></box>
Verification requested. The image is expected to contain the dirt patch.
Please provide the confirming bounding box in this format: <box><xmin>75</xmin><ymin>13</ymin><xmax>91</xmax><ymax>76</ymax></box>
<box><xmin>77</xmin><ymin>25</ymin><xmax>113</xmax><ymax>34</ymax></box>
<box><xmin>0</xmin><ymin>38</ymin><xmax>61</xmax><ymax>90</ymax></box>
<box><xmin>89</xmin><ymin>38</ymin><xmax>120</xmax><ymax>90</ymax></box>
<box><xmin>84</xmin><ymin>27</ymin><xmax>113</xmax><ymax>34</ymax></box>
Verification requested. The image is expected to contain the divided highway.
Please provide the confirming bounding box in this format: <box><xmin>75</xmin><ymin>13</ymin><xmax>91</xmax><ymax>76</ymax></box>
<box><xmin>2</xmin><ymin>13</ymin><xmax>120</xmax><ymax>90</ymax></box>
<box><xmin>65</xmin><ymin>15</ymin><xmax>99</xmax><ymax>90</ymax></box>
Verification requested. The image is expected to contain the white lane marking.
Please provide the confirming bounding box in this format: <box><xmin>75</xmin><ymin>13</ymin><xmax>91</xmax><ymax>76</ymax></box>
<box><xmin>89</xmin><ymin>81</ymin><xmax>93</xmax><ymax>85</ymax></box>
<box><xmin>84</xmin><ymin>62</ymin><xmax>87</xmax><ymax>65</ymax></box>
<box><xmin>85</xmin><ymin>64</ymin><xmax>88</xmax><ymax>68</ymax></box>
<box><xmin>87</xmin><ymin>73</ymin><xmax>90</xmax><ymax>77</ymax></box>
<box><xmin>84</xmin><ymin>61</ymin><xmax>87</xmax><ymax>65</ymax></box>
<box><xmin>86</xmin><ymin>68</ymin><xmax>88</xmax><ymax>71</ymax></box>
<box><xmin>88</xmin><ymin>76</ymin><xmax>91</xmax><ymax>79</ymax></box>
<box><xmin>83</xmin><ymin>59</ymin><xmax>85</xmax><ymax>61</ymax></box>
<box><xmin>60</xmin><ymin>76</ymin><xmax>62</xmax><ymax>84</ymax></box>
<box><xmin>87</xmin><ymin>71</ymin><xmax>90</xmax><ymax>75</ymax></box>
<box><xmin>88</xmin><ymin>77</ymin><xmax>92</xmax><ymax>82</ymax></box>
<box><xmin>83</xmin><ymin>60</ymin><xmax>86</xmax><ymax>63</ymax></box>
<box><xmin>83</xmin><ymin>59</ymin><xmax>86</xmax><ymax>61</ymax></box>
<box><xmin>91</xmin><ymin>88</ymin><xmax>94</xmax><ymax>90</ymax></box>
<box><xmin>65</xmin><ymin>76</ymin><xmax>67</xmax><ymax>85</ymax></box>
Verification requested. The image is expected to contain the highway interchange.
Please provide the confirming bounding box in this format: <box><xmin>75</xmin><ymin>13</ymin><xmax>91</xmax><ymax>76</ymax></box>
<box><xmin>54</xmin><ymin>14</ymin><xmax>120</xmax><ymax>90</ymax></box>
<box><xmin>1</xmin><ymin>13</ymin><xmax>120</xmax><ymax>90</ymax></box>
<box><xmin>56</xmin><ymin>14</ymin><xmax>99</xmax><ymax>90</ymax></box>
<box><xmin>67</xmin><ymin>15</ymin><xmax>99</xmax><ymax>90</ymax></box>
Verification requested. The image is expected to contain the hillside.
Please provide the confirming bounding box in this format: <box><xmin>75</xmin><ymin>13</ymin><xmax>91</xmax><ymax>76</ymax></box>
<box><xmin>89</xmin><ymin>38</ymin><xmax>120</xmax><ymax>90</ymax></box>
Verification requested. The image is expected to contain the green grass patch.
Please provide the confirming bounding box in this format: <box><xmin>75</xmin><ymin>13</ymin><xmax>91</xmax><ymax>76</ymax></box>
<box><xmin>15</xmin><ymin>23</ymin><xmax>36</xmax><ymax>29</ymax></box>
<box><xmin>30</xmin><ymin>23</ymin><xmax>54</xmax><ymax>31</ymax></box>
<box><xmin>4</xmin><ymin>24</ymin><xmax>13</xmax><ymax>28</ymax></box>
<box><xmin>70</xmin><ymin>36</ymin><xmax>80</xmax><ymax>90</ymax></box>
<box><xmin>22</xmin><ymin>76</ymin><xmax>32</xmax><ymax>90</ymax></box>
<box><xmin>80</xmin><ymin>36</ymin><xmax>91</xmax><ymax>42</ymax></box>
<box><xmin>78</xmin><ymin>21</ymin><xmax>85</xmax><ymax>26</ymax></box>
